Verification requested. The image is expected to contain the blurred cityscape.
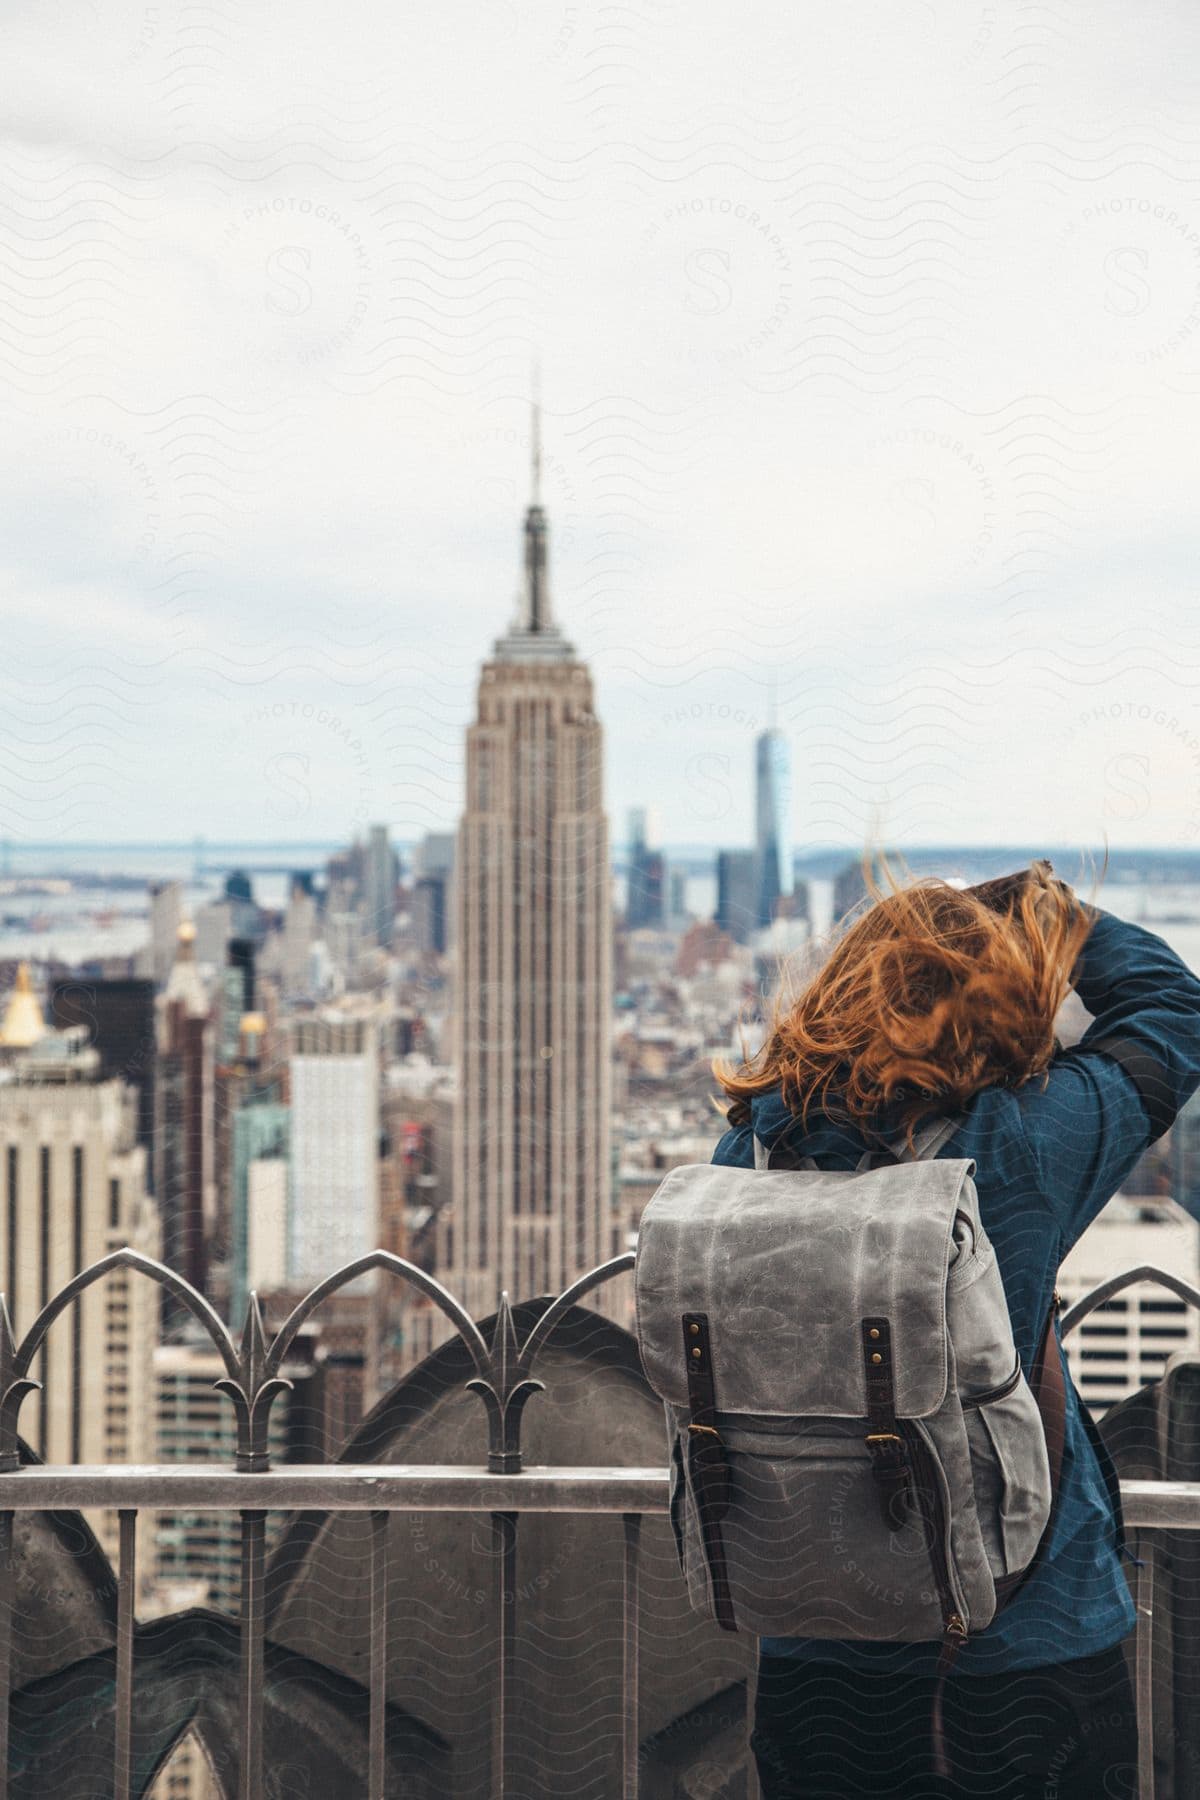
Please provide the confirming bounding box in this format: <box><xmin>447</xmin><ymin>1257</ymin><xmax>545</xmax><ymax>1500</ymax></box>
<box><xmin>2</xmin><ymin>444</ymin><xmax>1200</xmax><ymax>1794</ymax></box>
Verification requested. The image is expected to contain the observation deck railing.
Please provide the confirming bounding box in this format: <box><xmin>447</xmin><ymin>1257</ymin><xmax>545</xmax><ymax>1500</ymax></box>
<box><xmin>0</xmin><ymin>1250</ymin><xmax>1194</xmax><ymax>1800</ymax></box>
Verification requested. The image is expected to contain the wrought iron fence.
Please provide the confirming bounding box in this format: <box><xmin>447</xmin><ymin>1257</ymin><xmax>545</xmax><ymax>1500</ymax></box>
<box><xmin>0</xmin><ymin>1249</ymin><xmax>1193</xmax><ymax>1799</ymax></box>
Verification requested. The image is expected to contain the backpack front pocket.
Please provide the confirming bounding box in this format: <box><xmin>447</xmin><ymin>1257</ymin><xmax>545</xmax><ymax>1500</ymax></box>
<box><xmin>963</xmin><ymin>1377</ymin><xmax>1052</xmax><ymax>1580</ymax></box>
<box><xmin>675</xmin><ymin>1422</ymin><xmax>958</xmax><ymax>1640</ymax></box>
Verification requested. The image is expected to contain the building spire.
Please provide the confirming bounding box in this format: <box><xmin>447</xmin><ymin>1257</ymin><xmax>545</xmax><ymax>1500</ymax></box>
<box><xmin>523</xmin><ymin>356</ymin><xmax>549</xmax><ymax>634</ymax></box>
<box><xmin>531</xmin><ymin>356</ymin><xmax>542</xmax><ymax>509</ymax></box>
<box><xmin>165</xmin><ymin>920</ymin><xmax>209</xmax><ymax>1016</ymax></box>
<box><xmin>489</xmin><ymin>360</ymin><xmax>575</xmax><ymax>662</ymax></box>
<box><xmin>0</xmin><ymin>962</ymin><xmax>45</xmax><ymax>1050</ymax></box>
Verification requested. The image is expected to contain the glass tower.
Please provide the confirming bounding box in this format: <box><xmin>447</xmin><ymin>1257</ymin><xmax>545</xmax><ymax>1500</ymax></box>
<box><xmin>754</xmin><ymin>727</ymin><xmax>793</xmax><ymax>928</ymax></box>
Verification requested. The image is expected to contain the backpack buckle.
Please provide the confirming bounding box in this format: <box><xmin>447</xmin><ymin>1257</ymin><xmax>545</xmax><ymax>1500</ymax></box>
<box><xmin>865</xmin><ymin>1432</ymin><xmax>913</xmax><ymax>1530</ymax></box>
<box><xmin>861</xmin><ymin>1319</ymin><xmax>913</xmax><ymax>1528</ymax></box>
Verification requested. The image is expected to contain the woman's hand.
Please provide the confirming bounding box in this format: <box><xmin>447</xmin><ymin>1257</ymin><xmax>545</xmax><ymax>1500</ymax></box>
<box><xmin>968</xmin><ymin>859</ymin><xmax>1074</xmax><ymax>930</ymax></box>
<box><xmin>967</xmin><ymin>864</ymin><xmax>1042</xmax><ymax>915</ymax></box>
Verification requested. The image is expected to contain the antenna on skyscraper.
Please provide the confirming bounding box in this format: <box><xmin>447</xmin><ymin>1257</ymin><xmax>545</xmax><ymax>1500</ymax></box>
<box><xmin>531</xmin><ymin>353</ymin><xmax>543</xmax><ymax>508</ymax></box>
<box><xmin>767</xmin><ymin>665</ymin><xmax>779</xmax><ymax>730</ymax></box>
<box><xmin>494</xmin><ymin>352</ymin><xmax>571</xmax><ymax>654</ymax></box>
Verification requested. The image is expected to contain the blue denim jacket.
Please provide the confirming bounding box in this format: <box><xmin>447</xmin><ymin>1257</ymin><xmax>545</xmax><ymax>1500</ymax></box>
<box><xmin>709</xmin><ymin>908</ymin><xmax>1200</xmax><ymax>1672</ymax></box>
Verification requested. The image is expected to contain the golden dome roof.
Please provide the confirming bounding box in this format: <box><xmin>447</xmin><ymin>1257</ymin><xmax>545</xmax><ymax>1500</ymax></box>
<box><xmin>0</xmin><ymin>963</ymin><xmax>46</xmax><ymax>1050</ymax></box>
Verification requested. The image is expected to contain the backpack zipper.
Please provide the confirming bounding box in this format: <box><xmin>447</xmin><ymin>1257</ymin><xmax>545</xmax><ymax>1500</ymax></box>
<box><xmin>960</xmin><ymin>1357</ymin><xmax>1022</xmax><ymax>1410</ymax></box>
<box><xmin>901</xmin><ymin>1422</ymin><xmax>969</xmax><ymax>1634</ymax></box>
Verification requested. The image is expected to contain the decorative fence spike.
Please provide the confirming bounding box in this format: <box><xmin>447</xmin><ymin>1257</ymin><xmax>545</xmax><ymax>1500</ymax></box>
<box><xmin>0</xmin><ymin>1247</ymin><xmax>639</xmax><ymax>1473</ymax></box>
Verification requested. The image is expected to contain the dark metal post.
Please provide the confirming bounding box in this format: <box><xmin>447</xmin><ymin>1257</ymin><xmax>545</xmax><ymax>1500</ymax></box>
<box><xmin>369</xmin><ymin>1510</ymin><xmax>389</xmax><ymax>1800</ymax></box>
<box><xmin>239</xmin><ymin>1511</ymin><xmax>267</xmax><ymax>1800</ymax></box>
<box><xmin>621</xmin><ymin>1513</ymin><xmax>641</xmax><ymax>1799</ymax></box>
<box><xmin>1134</xmin><ymin>1533</ymin><xmax>1154</xmax><ymax>1800</ymax></box>
<box><xmin>115</xmin><ymin>1510</ymin><xmax>137</xmax><ymax>1800</ymax></box>
<box><xmin>0</xmin><ymin>1510</ymin><xmax>11</xmax><ymax>1800</ymax></box>
<box><xmin>491</xmin><ymin>1511</ymin><xmax>518</xmax><ymax>1800</ymax></box>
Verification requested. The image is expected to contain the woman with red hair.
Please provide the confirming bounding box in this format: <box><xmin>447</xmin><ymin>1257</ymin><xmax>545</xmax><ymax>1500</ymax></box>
<box><xmin>711</xmin><ymin>860</ymin><xmax>1200</xmax><ymax>1798</ymax></box>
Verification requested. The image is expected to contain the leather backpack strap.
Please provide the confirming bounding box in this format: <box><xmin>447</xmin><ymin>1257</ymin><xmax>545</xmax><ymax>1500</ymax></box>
<box><xmin>855</xmin><ymin>1112</ymin><xmax>965</xmax><ymax>1172</ymax></box>
<box><xmin>992</xmin><ymin>1292</ymin><xmax>1068</xmax><ymax>1609</ymax></box>
<box><xmin>681</xmin><ymin>1312</ymin><xmax>737</xmax><ymax>1632</ymax></box>
<box><xmin>861</xmin><ymin>1315</ymin><xmax>912</xmax><ymax>1530</ymax></box>
<box><xmin>1028</xmin><ymin>1292</ymin><xmax>1068</xmax><ymax>1499</ymax></box>
<box><xmin>758</xmin><ymin>1110</ymin><xmax>965</xmax><ymax>1173</ymax></box>
<box><xmin>888</xmin><ymin>1114</ymin><xmax>966</xmax><ymax>1162</ymax></box>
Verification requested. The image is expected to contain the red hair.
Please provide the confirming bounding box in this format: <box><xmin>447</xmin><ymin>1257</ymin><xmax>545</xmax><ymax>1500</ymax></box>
<box><xmin>711</xmin><ymin>859</ymin><xmax>1095</xmax><ymax>1149</ymax></box>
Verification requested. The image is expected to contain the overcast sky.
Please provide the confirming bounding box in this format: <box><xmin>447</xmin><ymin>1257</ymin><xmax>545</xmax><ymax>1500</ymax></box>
<box><xmin>4</xmin><ymin>2</ymin><xmax>1200</xmax><ymax>855</ymax></box>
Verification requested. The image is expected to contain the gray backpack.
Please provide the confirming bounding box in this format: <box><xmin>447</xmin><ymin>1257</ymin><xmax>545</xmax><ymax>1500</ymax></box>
<box><xmin>634</xmin><ymin>1116</ymin><xmax>1066</xmax><ymax>1677</ymax></box>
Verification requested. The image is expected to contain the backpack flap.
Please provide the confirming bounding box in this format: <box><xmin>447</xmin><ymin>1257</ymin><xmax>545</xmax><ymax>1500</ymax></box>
<box><xmin>635</xmin><ymin>1156</ymin><xmax>978</xmax><ymax>1421</ymax></box>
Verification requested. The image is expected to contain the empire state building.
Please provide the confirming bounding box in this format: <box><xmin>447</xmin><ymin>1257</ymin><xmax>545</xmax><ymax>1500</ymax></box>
<box><xmin>449</xmin><ymin>411</ymin><xmax>612</xmax><ymax>1318</ymax></box>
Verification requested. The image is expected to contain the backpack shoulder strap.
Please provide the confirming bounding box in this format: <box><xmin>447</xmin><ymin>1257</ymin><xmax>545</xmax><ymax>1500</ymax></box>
<box><xmin>754</xmin><ymin>1112</ymin><xmax>965</xmax><ymax>1172</ymax></box>
<box><xmin>993</xmin><ymin>1291</ymin><xmax>1070</xmax><ymax>1611</ymax></box>
<box><xmin>753</xmin><ymin>1130</ymin><xmax>820</xmax><ymax>1172</ymax></box>
<box><xmin>857</xmin><ymin>1113</ymin><xmax>964</xmax><ymax>1170</ymax></box>
<box><xmin>1028</xmin><ymin>1296</ymin><xmax>1068</xmax><ymax>1500</ymax></box>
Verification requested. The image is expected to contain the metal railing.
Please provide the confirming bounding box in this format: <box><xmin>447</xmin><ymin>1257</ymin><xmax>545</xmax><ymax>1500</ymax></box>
<box><xmin>1061</xmin><ymin>1266</ymin><xmax>1200</xmax><ymax>1800</ymax></box>
<box><xmin>0</xmin><ymin>1245</ymin><xmax>649</xmax><ymax>1800</ymax></box>
<box><xmin>0</xmin><ymin>1251</ymin><xmax>1194</xmax><ymax>1799</ymax></box>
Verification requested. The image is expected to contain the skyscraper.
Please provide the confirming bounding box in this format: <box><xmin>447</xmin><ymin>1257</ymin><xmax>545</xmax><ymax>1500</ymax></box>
<box><xmin>223</xmin><ymin>869</ymin><xmax>260</xmax><ymax>943</ymax></box>
<box><xmin>141</xmin><ymin>880</ymin><xmax>184</xmax><ymax>987</ymax></box>
<box><xmin>0</xmin><ymin>1008</ymin><xmax>160</xmax><ymax>1563</ymax></box>
<box><xmin>363</xmin><ymin>823</ymin><xmax>399</xmax><ymax>947</ymax></box>
<box><xmin>192</xmin><ymin>898</ymin><xmax>232</xmax><ymax>974</ymax></box>
<box><xmin>154</xmin><ymin>923</ymin><xmax>215</xmax><ymax>1299</ymax></box>
<box><xmin>287</xmin><ymin>1012</ymin><xmax>380</xmax><ymax>1287</ymax></box>
<box><xmin>224</xmin><ymin>1014</ymin><xmax>289</xmax><ymax>1323</ymax></box>
<box><xmin>412</xmin><ymin>832</ymin><xmax>456</xmax><ymax>956</ymax></box>
<box><xmin>216</xmin><ymin>939</ymin><xmax>256</xmax><ymax>1064</ymax></box>
<box><xmin>626</xmin><ymin>806</ymin><xmax>666</xmax><ymax>930</ymax></box>
<box><xmin>754</xmin><ymin>725</ymin><xmax>793</xmax><ymax>928</ymax></box>
<box><xmin>715</xmin><ymin>848</ymin><xmax>757</xmax><ymax>943</ymax></box>
<box><xmin>49</xmin><ymin>977</ymin><xmax>157</xmax><ymax>1184</ymax></box>
<box><xmin>449</xmin><ymin>400</ymin><xmax>612</xmax><ymax>1318</ymax></box>
<box><xmin>280</xmin><ymin>875</ymin><xmax>318</xmax><ymax>1000</ymax></box>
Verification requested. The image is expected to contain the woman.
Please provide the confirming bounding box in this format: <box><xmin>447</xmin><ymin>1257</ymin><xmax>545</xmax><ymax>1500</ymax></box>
<box><xmin>709</xmin><ymin>860</ymin><xmax>1200</xmax><ymax>1799</ymax></box>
